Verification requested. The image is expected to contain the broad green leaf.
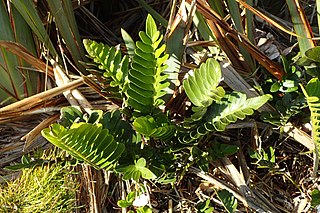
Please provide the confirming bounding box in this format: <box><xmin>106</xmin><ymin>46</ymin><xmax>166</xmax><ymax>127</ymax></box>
<box><xmin>217</xmin><ymin>189</ymin><xmax>237</xmax><ymax>213</ymax></box>
<box><xmin>306</xmin><ymin>47</ymin><xmax>320</xmax><ymax>62</ymax></box>
<box><xmin>133</xmin><ymin>116</ymin><xmax>175</xmax><ymax>141</ymax></box>
<box><xmin>311</xmin><ymin>189</ymin><xmax>320</xmax><ymax>208</ymax></box>
<box><xmin>0</xmin><ymin>1</ymin><xmax>39</xmax><ymax>102</ymax></box>
<box><xmin>11</xmin><ymin>0</ymin><xmax>57</xmax><ymax>57</ymax></box>
<box><xmin>116</xmin><ymin>158</ymin><xmax>156</xmax><ymax>181</ymax></box>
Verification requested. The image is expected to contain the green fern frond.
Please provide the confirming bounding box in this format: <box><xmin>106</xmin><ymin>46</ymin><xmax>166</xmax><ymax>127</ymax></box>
<box><xmin>301</xmin><ymin>78</ymin><xmax>320</xmax><ymax>176</ymax></box>
<box><xmin>182</xmin><ymin>93</ymin><xmax>271</xmax><ymax>143</ymax></box>
<box><xmin>133</xmin><ymin>116</ymin><xmax>175</xmax><ymax>141</ymax></box>
<box><xmin>83</xmin><ymin>39</ymin><xmax>129</xmax><ymax>88</ymax></box>
<box><xmin>41</xmin><ymin>123</ymin><xmax>125</xmax><ymax>170</ymax></box>
<box><xmin>126</xmin><ymin>14</ymin><xmax>170</xmax><ymax>114</ymax></box>
<box><xmin>183</xmin><ymin>58</ymin><xmax>225</xmax><ymax>108</ymax></box>
<box><xmin>183</xmin><ymin>58</ymin><xmax>225</xmax><ymax>127</ymax></box>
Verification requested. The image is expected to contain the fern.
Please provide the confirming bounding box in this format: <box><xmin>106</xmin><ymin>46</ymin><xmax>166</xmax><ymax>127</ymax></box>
<box><xmin>182</xmin><ymin>93</ymin><xmax>270</xmax><ymax>142</ymax></box>
<box><xmin>301</xmin><ymin>78</ymin><xmax>320</xmax><ymax>175</ymax></box>
<box><xmin>125</xmin><ymin>14</ymin><xmax>170</xmax><ymax>114</ymax></box>
<box><xmin>183</xmin><ymin>58</ymin><xmax>225</xmax><ymax>107</ymax></box>
<box><xmin>182</xmin><ymin>58</ymin><xmax>270</xmax><ymax>143</ymax></box>
<box><xmin>42</xmin><ymin>123</ymin><xmax>125</xmax><ymax>170</ymax></box>
<box><xmin>83</xmin><ymin>39</ymin><xmax>129</xmax><ymax>89</ymax></box>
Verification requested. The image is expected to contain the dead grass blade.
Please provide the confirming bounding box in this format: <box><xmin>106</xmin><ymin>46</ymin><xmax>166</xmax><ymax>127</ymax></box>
<box><xmin>235</xmin><ymin>0</ymin><xmax>300</xmax><ymax>38</ymax></box>
<box><xmin>0</xmin><ymin>78</ymin><xmax>84</xmax><ymax>113</ymax></box>
<box><xmin>21</xmin><ymin>114</ymin><xmax>60</xmax><ymax>150</ymax></box>
<box><xmin>189</xmin><ymin>0</ymin><xmax>285</xmax><ymax>80</ymax></box>
<box><xmin>0</xmin><ymin>41</ymin><xmax>54</xmax><ymax>79</ymax></box>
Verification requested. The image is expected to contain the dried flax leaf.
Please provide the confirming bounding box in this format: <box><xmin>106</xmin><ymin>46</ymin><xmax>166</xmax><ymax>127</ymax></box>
<box><xmin>187</xmin><ymin>0</ymin><xmax>285</xmax><ymax>80</ymax></box>
<box><xmin>0</xmin><ymin>78</ymin><xmax>84</xmax><ymax>113</ymax></box>
<box><xmin>0</xmin><ymin>41</ymin><xmax>54</xmax><ymax>78</ymax></box>
<box><xmin>285</xmin><ymin>0</ymin><xmax>315</xmax><ymax>55</ymax></box>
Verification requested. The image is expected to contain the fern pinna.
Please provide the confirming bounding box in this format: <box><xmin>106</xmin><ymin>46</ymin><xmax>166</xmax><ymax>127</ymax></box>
<box><xmin>42</xmin><ymin>123</ymin><xmax>124</xmax><ymax>170</ymax></box>
<box><xmin>126</xmin><ymin>14</ymin><xmax>170</xmax><ymax>114</ymax></box>
<box><xmin>301</xmin><ymin>78</ymin><xmax>320</xmax><ymax>176</ymax></box>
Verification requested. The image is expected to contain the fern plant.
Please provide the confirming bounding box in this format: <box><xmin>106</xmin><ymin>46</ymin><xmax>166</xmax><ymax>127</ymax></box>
<box><xmin>42</xmin><ymin>113</ymin><xmax>125</xmax><ymax>170</ymax></box>
<box><xmin>83</xmin><ymin>39</ymin><xmax>129</xmax><ymax>89</ymax></box>
<box><xmin>41</xmin><ymin>14</ymin><xmax>270</xmax><ymax>183</ymax></box>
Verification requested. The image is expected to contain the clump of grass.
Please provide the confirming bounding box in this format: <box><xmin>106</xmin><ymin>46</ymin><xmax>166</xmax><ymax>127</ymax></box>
<box><xmin>0</xmin><ymin>162</ymin><xmax>79</xmax><ymax>212</ymax></box>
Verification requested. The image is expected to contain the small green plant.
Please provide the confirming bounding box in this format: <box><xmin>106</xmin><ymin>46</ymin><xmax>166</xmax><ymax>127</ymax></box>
<box><xmin>249</xmin><ymin>146</ymin><xmax>276</xmax><ymax>169</ymax></box>
<box><xmin>196</xmin><ymin>199</ymin><xmax>214</xmax><ymax>213</ymax></box>
<box><xmin>117</xmin><ymin>191</ymin><xmax>152</xmax><ymax>213</ymax></box>
<box><xmin>217</xmin><ymin>189</ymin><xmax>237</xmax><ymax>213</ymax></box>
<box><xmin>311</xmin><ymin>189</ymin><xmax>320</xmax><ymax>208</ymax></box>
<box><xmin>41</xmin><ymin>14</ymin><xmax>271</xmax><ymax>209</ymax></box>
<box><xmin>0</xmin><ymin>162</ymin><xmax>79</xmax><ymax>212</ymax></box>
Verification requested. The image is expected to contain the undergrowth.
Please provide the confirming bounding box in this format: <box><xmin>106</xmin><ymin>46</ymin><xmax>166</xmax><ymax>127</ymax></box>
<box><xmin>0</xmin><ymin>156</ymin><xmax>79</xmax><ymax>213</ymax></box>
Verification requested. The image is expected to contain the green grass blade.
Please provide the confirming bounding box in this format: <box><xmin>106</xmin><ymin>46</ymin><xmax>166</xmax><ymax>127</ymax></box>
<box><xmin>208</xmin><ymin>0</ymin><xmax>225</xmax><ymax>17</ymax></box>
<box><xmin>286</xmin><ymin>0</ymin><xmax>315</xmax><ymax>56</ymax></box>
<box><xmin>0</xmin><ymin>1</ymin><xmax>41</xmax><ymax>103</ymax></box>
<box><xmin>226</xmin><ymin>0</ymin><xmax>255</xmax><ymax>70</ymax></box>
<box><xmin>11</xmin><ymin>0</ymin><xmax>57</xmax><ymax>57</ymax></box>
<box><xmin>10</xmin><ymin>5</ymin><xmax>39</xmax><ymax>96</ymax></box>
<box><xmin>47</xmin><ymin>0</ymin><xmax>87</xmax><ymax>74</ymax></box>
<box><xmin>317</xmin><ymin>0</ymin><xmax>320</xmax><ymax>35</ymax></box>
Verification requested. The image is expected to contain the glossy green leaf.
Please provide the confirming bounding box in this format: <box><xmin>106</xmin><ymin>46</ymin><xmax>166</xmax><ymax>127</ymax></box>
<box><xmin>217</xmin><ymin>189</ymin><xmax>237</xmax><ymax>213</ymax></box>
<box><xmin>121</xmin><ymin>28</ymin><xmax>136</xmax><ymax>58</ymax></box>
<box><xmin>182</xmin><ymin>92</ymin><xmax>270</xmax><ymax>143</ymax></box>
<box><xmin>83</xmin><ymin>39</ymin><xmax>128</xmax><ymax>89</ymax></box>
<box><xmin>183</xmin><ymin>58</ymin><xmax>225</xmax><ymax>107</ymax></box>
<box><xmin>126</xmin><ymin>14</ymin><xmax>169</xmax><ymax>114</ymax></box>
<box><xmin>133</xmin><ymin>116</ymin><xmax>175</xmax><ymax>141</ymax></box>
<box><xmin>305</xmin><ymin>47</ymin><xmax>320</xmax><ymax>62</ymax></box>
<box><xmin>116</xmin><ymin>158</ymin><xmax>157</xmax><ymax>181</ymax></box>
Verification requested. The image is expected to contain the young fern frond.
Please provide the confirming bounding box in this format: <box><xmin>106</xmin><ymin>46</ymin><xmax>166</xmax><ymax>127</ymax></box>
<box><xmin>183</xmin><ymin>58</ymin><xmax>225</xmax><ymax>127</ymax></box>
<box><xmin>83</xmin><ymin>39</ymin><xmax>129</xmax><ymax>89</ymax></box>
<box><xmin>126</xmin><ymin>14</ymin><xmax>170</xmax><ymax>114</ymax></box>
<box><xmin>42</xmin><ymin>123</ymin><xmax>125</xmax><ymax>170</ymax></box>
